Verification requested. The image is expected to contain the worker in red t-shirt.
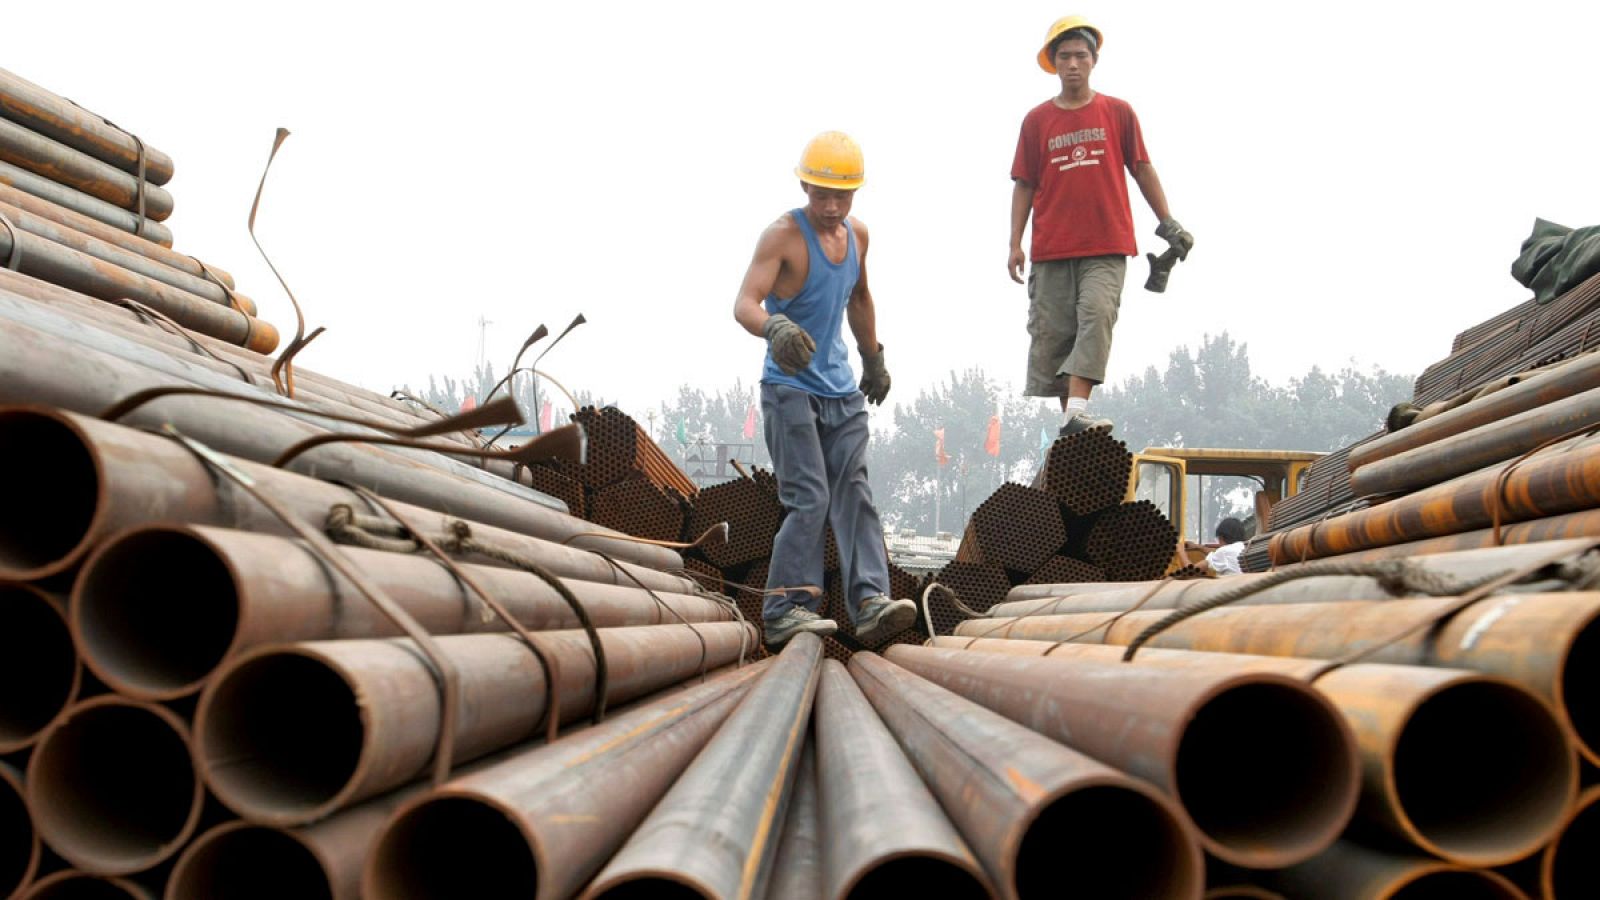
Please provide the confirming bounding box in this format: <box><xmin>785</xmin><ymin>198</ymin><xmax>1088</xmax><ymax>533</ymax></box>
<box><xmin>1008</xmin><ymin>16</ymin><xmax>1193</xmax><ymax>437</ymax></box>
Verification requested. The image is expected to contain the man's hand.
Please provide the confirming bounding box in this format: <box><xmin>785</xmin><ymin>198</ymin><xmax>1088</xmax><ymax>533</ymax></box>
<box><xmin>1155</xmin><ymin>218</ymin><xmax>1194</xmax><ymax>261</ymax></box>
<box><xmin>1008</xmin><ymin>246</ymin><xmax>1027</xmax><ymax>284</ymax></box>
<box><xmin>764</xmin><ymin>314</ymin><xmax>815</xmax><ymax>375</ymax></box>
<box><xmin>860</xmin><ymin>343</ymin><xmax>891</xmax><ymax>405</ymax></box>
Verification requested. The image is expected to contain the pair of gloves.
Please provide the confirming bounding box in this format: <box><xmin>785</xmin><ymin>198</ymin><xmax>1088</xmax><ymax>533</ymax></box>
<box><xmin>763</xmin><ymin>314</ymin><xmax>891</xmax><ymax>404</ymax></box>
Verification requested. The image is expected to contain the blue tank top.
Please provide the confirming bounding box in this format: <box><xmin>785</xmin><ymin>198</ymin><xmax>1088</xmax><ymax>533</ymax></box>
<box><xmin>761</xmin><ymin>209</ymin><xmax>859</xmax><ymax>397</ymax></box>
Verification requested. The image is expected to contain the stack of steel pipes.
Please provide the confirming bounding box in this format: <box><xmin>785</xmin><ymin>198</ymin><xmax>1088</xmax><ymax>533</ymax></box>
<box><xmin>957</xmin><ymin>538</ymin><xmax>1600</xmax><ymax>897</ymax></box>
<box><xmin>568</xmin><ymin>405</ymin><xmax>700</xmax><ymax>500</ymax></box>
<box><xmin>0</xmin><ymin>68</ymin><xmax>279</xmax><ymax>353</ymax></box>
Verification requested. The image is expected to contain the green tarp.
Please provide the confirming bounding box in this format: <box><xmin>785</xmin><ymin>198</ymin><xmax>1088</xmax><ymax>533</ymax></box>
<box><xmin>1512</xmin><ymin>218</ymin><xmax>1600</xmax><ymax>305</ymax></box>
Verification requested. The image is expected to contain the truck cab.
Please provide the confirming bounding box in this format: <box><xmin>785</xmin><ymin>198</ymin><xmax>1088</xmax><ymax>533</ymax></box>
<box><xmin>1130</xmin><ymin>447</ymin><xmax>1323</xmax><ymax>569</ymax></box>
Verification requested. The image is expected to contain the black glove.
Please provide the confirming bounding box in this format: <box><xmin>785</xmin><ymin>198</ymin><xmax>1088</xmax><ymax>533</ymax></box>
<box><xmin>859</xmin><ymin>343</ymin><xmax>891</xmax><ymax>405</ymax></box>
<box><xmin>1155</xmin><ymin>218</ymin><xmax>1194</xmax><ymax>261</ymax></box>
<box><xmin>764</xmin><ymin>314</ymin><xmax>815</xmax><ymax>375</ymax></box>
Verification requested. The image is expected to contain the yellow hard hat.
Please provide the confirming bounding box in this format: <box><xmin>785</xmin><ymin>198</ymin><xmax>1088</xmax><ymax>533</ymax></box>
<box><xmin>1038</xmin><ymin>15</ymin><xmax>1104</xmax><ymax>73</ymax></box>
<box><xmin>795</xmin><ymin>131</ymin><xmax>865</xmax><ymax>191</ymax></box>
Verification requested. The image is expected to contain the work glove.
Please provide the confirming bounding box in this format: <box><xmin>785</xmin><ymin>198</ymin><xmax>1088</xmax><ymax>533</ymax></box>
<box><xmin>859</xmin><ymin>343</ymin><xmax>891</xmax><ymax>405</ymax></box>
<box><xmin>764</xmin><ymin>314</ymin><xmax>815</xmax><ymax>375</ymax></box>
<box><xmin>1155</xmin><ymin>218</ymin><xmax>1194</xmax><ymax>261</ymax></box>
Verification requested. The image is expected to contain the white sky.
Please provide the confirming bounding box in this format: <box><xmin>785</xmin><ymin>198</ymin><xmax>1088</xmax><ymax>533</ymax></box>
<box><xmin>10</xmin><ymin>1</ymin><xmax>1600</xmax><ymax>430</ymax></box>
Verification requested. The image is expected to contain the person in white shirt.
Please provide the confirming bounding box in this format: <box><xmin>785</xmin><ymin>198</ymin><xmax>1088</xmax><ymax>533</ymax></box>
<box><xmin>1205</xmin><ymin>517</ymin><xmax>1248</xmax><ymax>576</ymax></box>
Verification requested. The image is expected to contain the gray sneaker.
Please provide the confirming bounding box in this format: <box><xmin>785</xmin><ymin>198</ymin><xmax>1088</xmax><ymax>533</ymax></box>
<box><xmin>764</xmin><ymin>606</ymin><xmax>837</xmax><ymax>647</ymax></box>
<box><xmin>854</xmin><ymin>595</ymin><xmax>918</xmax><ymax>643</ymax></box>
<box><xmin>1058</xmin><ymin>412</ymin><xmax>1113</xmax><ymax>437</ymax></box>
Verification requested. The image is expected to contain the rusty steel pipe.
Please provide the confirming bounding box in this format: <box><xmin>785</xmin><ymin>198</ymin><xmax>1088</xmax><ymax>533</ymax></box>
<box><xmin>882</xmin><ymin>643</ymin><xmax>1359</xmax><ymax>869</ymax></box>
<box><xmin>364</xmin><ymin>662</ymin><xmax>766</xmax><ymax>900</ymax></box>
<box><xmin>0</xmin><ymin>199</ymin><xmax>255</xmax><ymax>315</ymax></box>
<box><xmin>995</xmin><ymin>540</ymin><xmax>1598</xmax><ymax>618</ymax></box>
<box><xmin>1351</xmin><ymin>386</ymin><xmax>1600</xmax><ymax>498</ymax></box>
<box><xmin>934</xmin><ymin>636</ymin><xmax>1573</xmax><ymax>867</ymax></box>
<box><xmin>0</xmin><ymin>68</ymin><xmax>175</xmax><ymax>185</ymax></box>
<box><xmin>0</xmin><ymin>237</ymin><xmax>273</xmax><ymax>351</ymax></box>
<box><xmin>0</xmin><ymin>184</ymin><xmax>218</xmax><ymax>286</ymax></box>
<box><xmin>18</xmin><ymin>871</ymin><xmax>156</xmax><ymax>900</ymax></box>
<box><xmin>582</xmin><ymin>635</ymin><xmax>822</xmax><ymax>899</ymax></box>
<box><xmin>25</xmin><ymin>696</ymin><xmax>203</xmax><ymax>875</ymax></box>
<box><xmin>1256</xmin><ymin>840</ymin><xmax>1529</xmax><ymax>899</ymax></box>
<box><xmin>0</xmin><ymin>404</ymin><xmax>679</xmax><ymax>582</ymax></box>
<box><xmin>1272</xmin><ymin>433</ymin><xmax>1600</xmax><ymax>564</ymax></box>
<box><xmin>813</xmin><ymin>659</ymin><xmax>992</xmax><ymax>900</ymax></box>
<box><xmin>0</xmin><ymin>584</ymin><xmax>79</xmax><ymax>754</ymax></box>
<box><xmin>0</xmin><ymin>160</ymin><xmax>171</xmax><ymax>246</ymax></box>
<box><xmin>1202</xmin><ymin>888</ymin><xmax>1284</xmax><ymax>900</ymax></box>
<box><xmin>1503</xmin><ymin>783</ymin><xmax>1600</xmax><ymax>900</ymax></box>
<box><xmin>847</xmin><ymin>651</ymin><xmax>1202</xmax><ymax>900</ymax></box>
<box><xmin>1279</xmin><ymin>508</ymin><xmax>1600</xmax><ymax>565</ymax></box>
<box><xmin>1351</xmin><ymin>347</ymin><xmax>1600</xmax><ymax>473</ymax></box>
<box><xmin>194</xmin><ymin>622</ymin><xmax>757</xmax><ymax>826</ymax></box>
<box><xmin>72</xmin><ymin>524</ymin><xmax>731</xmax><ymax>701</ymax></box>
<box><xmin>964</xmin><ymin>591</ymin><xmax>1600</xmax><ymax>765</ymax></box>
<box><xmin>766</xmin><ymin>741</ymin><xmax>823</xmax><ymax>900</ymax></box>
<box><xmin>0</xmin><ymin>117</ymin><xmax>172</xmax><ymax>219</ymax></box>
<box><xmin>1</xmin><ymin>762</ymin><xmax>38</xmax><ymax>900</ymax></box>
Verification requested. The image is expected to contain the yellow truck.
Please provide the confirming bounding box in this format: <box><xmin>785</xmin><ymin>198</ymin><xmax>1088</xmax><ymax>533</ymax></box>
<box><xmin>1130</xmin><ymin>447</ymin><xmax>1323</xmax><ymax>569</ymax></box>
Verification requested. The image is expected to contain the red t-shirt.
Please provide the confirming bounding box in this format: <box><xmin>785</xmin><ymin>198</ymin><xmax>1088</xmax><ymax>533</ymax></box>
<box><xmin>1011</xmin><ymin>93</ymin><xmax>1150</xmax><ymax>261</ymax></box>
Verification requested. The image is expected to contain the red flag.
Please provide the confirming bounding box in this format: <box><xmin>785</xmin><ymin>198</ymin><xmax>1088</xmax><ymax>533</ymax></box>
<box><xmin>984</xmin><ymin>415</ymin><xmax>1001</xmax><ymax>457</ymax></box>
<box><xmin>539</xmin><ymin>401</ymin><xmax>554</xmax><ymax>432</ymax></box>
<box><xmin>742</xmin><ymin>403</ymin><xmax>757</xmax><ymax>439</ymax></box>
<box><xmin>934</xmin><ymin>428</ymin><xmax>950</xmax><ymax>467</ymax></box>
<box><xmin>459</xmin><ymin>395</ymin><xmax>478</xmax><ymax>412</ymax></box>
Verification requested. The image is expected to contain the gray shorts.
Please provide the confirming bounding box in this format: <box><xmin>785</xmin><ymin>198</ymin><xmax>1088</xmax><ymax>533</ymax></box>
<box><xmin>1025</xmin><ymin>255</ymin><xmax>1127</xmax><ymax>395</ymax></box>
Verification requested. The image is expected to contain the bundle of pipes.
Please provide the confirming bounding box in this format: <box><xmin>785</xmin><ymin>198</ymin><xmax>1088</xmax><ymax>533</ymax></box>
<box><xmin>1075</xmin><ymin>499</ymin><xmax>1180</xmax><ymax>581</ymax></box>
<box><xmin>954</xmin><ymin>482</ymin><xmax>1066</xmax><ymax>576</ymax></box>
<box><xmin>1021</xmin><ymin>554</ymin><xmax>1105</xmax><ymax>585</ymax></box>
<box><xmin>684</xmin><ymin>470</ymin><xmax>783</xmax><ymax>569</ymax></box>
<box><xmin>569</xmin><ymin>405</ymin><xmax>698</xmax><ymax>498</ymax></box>
<box><xmin>522</xmin><ymin>459</ymin><xmax>588</xmax><ymax>520</ymax></box>
<box><xmin>0</xmin><ymin>69</ymin><xmax>282</xmax><ymax>352</ymax></box>
<box><xmin>587</xmin><ymin>477</ymin><xmax>687</xmax><ymax>545</ymax></box>
<box><xmin>924</xmin><ymin>560</ymin><xmax>1012</xmax><ymax>635</ymax></box>
<box><xmin>1032</xmin><ymin>427</ymin><xmax>1133</xmax><ymax>516</ymax></box>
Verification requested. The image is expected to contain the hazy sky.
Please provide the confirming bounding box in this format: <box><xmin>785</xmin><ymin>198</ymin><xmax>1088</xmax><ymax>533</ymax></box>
<box><xmin>10</xmin><ymin>1</ymin><xmax>1600</xmax><ymax>433</ymax></box>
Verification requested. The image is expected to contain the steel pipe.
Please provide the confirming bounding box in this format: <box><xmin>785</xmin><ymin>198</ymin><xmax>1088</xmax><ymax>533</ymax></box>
<box><xmin>583</xmin><ymin>635</ymin><xmax>822</xmax><ymax>899</ymax></box>
<box><xmin>964</xmin><ymin>591</ymin><xmax>1600</xmax><ymax>764</ymax></box>
<box><xmin>1255</xmin><ymin>840</ymin><xmax>1529</xmax><ymax>899</ymax></box>
<box><xmin>1352</xmin><ymin>386</ymin><xmax>1600</xmax><ymax>498</ymax></box>
<box><xmin>0</xmin><ymin>117</ymin><xmax>172</xmax><ymax>219</ymax></box>
<box><xmin>847</xmin><ymin>651</ymin><xmax>1202</xmax><ymax>900</ymax></box>
<box><xmin>194</xmin><ymin>622</ymin><xmax>757</xmax><ymax>826</ymax></box>
<box><xmin>1</xmin><ymin>762</ymin><xmax>38</xmax><ymax>900</ymax></box>
<box><xmin>993</xmin><ymin>540</ymin><xmax>1598</xmax><ymax>617</ymax></box>
<box><xmin>25</xmin><ymin>696</ymin><xmax>203</xmax><ymax>875</ymax></box>
<box><xmin>1277</xmin><ymin>509</ymin><xmax>1600</xmax><ymax>564</ymax></box>
<box><xmin>0</xmin><ymin>584</ymin><xmax>79</xmax><ymax>754</ymax></box>
<box><xmin>813</xmin><ymin>659</ymin><xmax>992</xmax><ymax>899</ymax></box>
<box><xmin>882</xmin><ymin>643</ymin><xmax>1359</xmax><ymax>869</ymax></box>
<box><xmin>0</xmin><ymin>184</ymin><xmax>215</xmax><ymax>286</ymax></box>
<box><xmin>1272</xmin><ymin>433</ymin><xmax>1600</xmax><ymax>564</ymax></box>
<box><xmin>0</xmin><ymin>68</ymin><xmax>175</xmax><ymax>184</ymax></box>
<box><xmin>18</xmin><ymin>871</ymin><xmax>155</xmax><ymax>900</ymax></box>
<box><xmin>766</xmin><ymin>742</ymin><xmax>823</xmax><ymax>900</ymax></box>
<box><xmin>72</xmin><ymin>524</ymin><xmax>731</xmax><ymax>700</ymax></box>
<box><xmin>363</xmin><ymin>662</ymin><xmax>765</xmax><ymax>900</ymax></box>
<box><xmin>1506</xmin><ymin>783</ymin><xmax>1600</xmax><ymax>900</ymax></box>
<box><xmin>0</xmin><ymin>160</ymin><xmax>171</xmax><ymax>246</ymax></box>
<box><xmin>932</xmin><ymin>636</ymin><xmax>1573</xmax><ymax>867</ymax></box>
<box><xmin>0</xmin><ymin>405</ymin><xmax>678</xmax><ymax>582</ymax></box>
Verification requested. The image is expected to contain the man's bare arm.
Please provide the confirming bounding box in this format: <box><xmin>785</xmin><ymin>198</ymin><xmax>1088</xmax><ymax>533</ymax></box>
<box><xmin>1131</xmin><ymin>161</ymin><xmax>1173</xmax><ymax>222</ymax></box>
<box><xmin>845</xmin><ymin>220</ymin><xmax>878</xmax><ymax>351</ymax></box>
<box><xmin>733</xmin><ymin>224</ymin><xmax>789</xmax><ymax>338</ymax></box>
<box><xmin>1008</xmin><ymin>179</ymin><xmax>1035</xmax><ymax>284</ymax></box>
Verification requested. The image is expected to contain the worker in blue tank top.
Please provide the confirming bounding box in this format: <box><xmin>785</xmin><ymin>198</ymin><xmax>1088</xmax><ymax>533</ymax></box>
<box><xmin>732</xmin><ymin>131</ymin><xmax>918</xmax><ymax>648</ymax></box>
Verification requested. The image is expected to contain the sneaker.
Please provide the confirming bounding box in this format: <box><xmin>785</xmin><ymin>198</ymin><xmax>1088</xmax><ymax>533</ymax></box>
<box><xmin>763</xmin><ymin>606</ymin><xmax>837</xmax><ymax>647</ymax></box>
<box><xmin>854</xmin><ymin>595</ymin><xmax>918</xmax><ymax>643</ymax></box>
<box><xmin>1058</xmin><ymin>412</ymin><xmax>1113</xmax><ymax>438</ymax></box>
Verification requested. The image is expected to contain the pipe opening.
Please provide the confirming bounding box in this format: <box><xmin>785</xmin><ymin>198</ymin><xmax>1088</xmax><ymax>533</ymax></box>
<box><xmin>1</xmin><ymin>767</ymin><xmax>35</xmax><ymax>899</ymax></box>
<box><xmin>1549</xmin><ymin>793</ymin><xmax>1600</xmax><ymax>899</ymax></box>
<box><xmin>1389</xmin><ymin>870</ymin><xmax>1525</xmax><ymax>899</ymax></box>
<box><xmin>29</xmin><ymin>702</ymin><xmax>196</xmax><ymax>872</ymax></box>
<box><xmin>0</xmin><ymin>412</ymin><xmax>96</xmax><ymax>576</ymax></box>
<box><xmin>1561</xmin><ymin>615</ymin><xmax>1600</xmax><ymax>761</ymax></box>
<box><xmin>1394</xmin><ymin>681</ymin><xmax>1573</xmax><ymax>862</ymax></box>
<box><xmin>198</xmin><ymin>654</ymin><xmax>362</xmax><ymax>819</ymax></box>
<box><xmin>169</xmin><ymin>825</ymin><xmax>332</xmax><ymax>900</ymax></box>
<box><xmin>0</xmin><ymin>586</ymin><xmax>77</xmax><ymax>749</ymax></box>
<box><xmin>847</xmin><ymin>855</ymin><xmax>990</xmax><ymax>900</ymax></box>
<box><xmin>25</xmin><ymin>873</ymin><xmax>147</xmax><ymax>900</ymax></box>
<box><xmin>1015</xmin><ymin>784</ymin><xmax>1200</xmax><ymax>899</ymax></box>
<box><xmin>367</xmin><ymin>797</ymin><xmax>538</xmax><ymax>899</ymax></box>
<box><xmin>591</xmin><ymin>878</ymin><xmax>707</xmax><ymax>899</ymax></box>
<box><xmin>1176</xmin><ymin>682</ymin><xmax>1355</xmax><ymax>866</ymax></box>
<box><xmin>76</xmin><ymin>529</ymin><xmax>238</xmax><ymax>698</ymax></box>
